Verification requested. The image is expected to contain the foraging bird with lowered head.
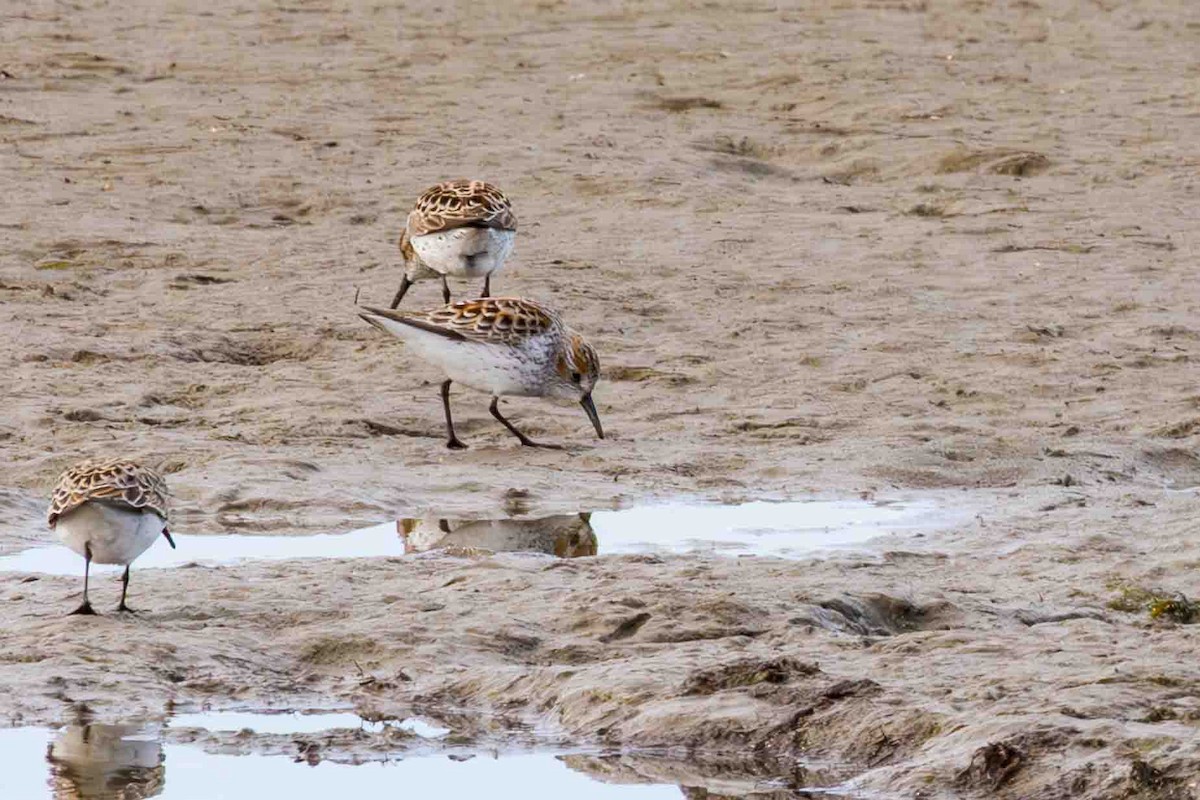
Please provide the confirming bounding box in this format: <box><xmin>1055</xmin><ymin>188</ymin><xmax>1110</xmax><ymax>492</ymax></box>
<box><xmin>359</xmin><ymin>297</ymin><xmax>604</xmax><ymax>449</ymax></box>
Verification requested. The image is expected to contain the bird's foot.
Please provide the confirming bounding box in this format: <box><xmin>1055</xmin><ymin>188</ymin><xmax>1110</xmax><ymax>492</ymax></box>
<box><xmin>446</xmin><ymin>437</ymin><xmax>468</xmax><ymax>450</ymax></box>
<box><xmin>518</xmin><ymin>438</ymin><xmax>564</xmax><ymax>450</ymax></box>
<box><xmin>69</xmin><ymin>601</ymin><xmax>96</xmax><ymax>616</ymax></box>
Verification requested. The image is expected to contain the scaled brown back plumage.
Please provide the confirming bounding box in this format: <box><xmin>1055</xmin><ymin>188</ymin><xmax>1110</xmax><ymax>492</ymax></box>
<box><xmin>362</xmin><ymin>298</ymin><xmax>561</xmax><ymax>347</ymax></box>
<box><xmin>48</xmin><ymin>459</ymin><xmax>170</xmax><ymax>527</ymax></box>
<box><xmin>406</xmin><ymin>180</ymin><xmax>517</xmax><ymax>237</ymax></box>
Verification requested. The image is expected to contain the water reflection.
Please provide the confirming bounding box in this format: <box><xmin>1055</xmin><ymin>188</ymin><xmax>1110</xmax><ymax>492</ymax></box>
<box><xmin>0</xmin><ymin>716</ymin><xmax>864</xmax><ymax>799</ymax></box>
<box><xmin>398</xmin><ymin>513</ymin><xmax>598</xmax><ymax>557</ymax></box>
<box><xmin>0</xmin><ymin>495</ymin><xmax>970</xmax><ymax>576</ymax></box>
<box><xmin>564</xmin><ymin>753</ymin><xmax>855</xmax><ymax>799</ymax></box>
<box><xmin>168</xmin><ymin>710</ymin><xmax>451</xmax><ymax>738</ymax></box>
<box><xmin>47</xmin><ymin>724</ymin><xmax>165</xmax><ymax>800</ymax></box>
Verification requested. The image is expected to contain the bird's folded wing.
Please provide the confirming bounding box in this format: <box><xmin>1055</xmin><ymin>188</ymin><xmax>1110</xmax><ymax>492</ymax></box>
<box><xmin>361</xmin><ymin>298</ymin><xmax>558</xmax><ymax>346</ymax></box>
<box><xmin>48</xmin><ymin>460</ymin><xmax>169</xmax><ymax>526</ymax></box>
<box><xmin>407</xmin><ymin>180</ymin><xmax>517</xmax><ymax>236</ymax></box>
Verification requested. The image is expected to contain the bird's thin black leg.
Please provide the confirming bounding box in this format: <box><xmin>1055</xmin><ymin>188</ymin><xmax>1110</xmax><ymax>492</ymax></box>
<box><xmin>389</xmin><ymin>275</ymin><xmax>413</xmax><ymax>309</ymax></box>
<box><xmin>481</xmin><ymin>273</ymin><xmax>491</xmax><ymax>298</ymax></box>
<box><xmin>442</xmin><ymin>379</ymin><xmax>467</xmax><ymax>450</ymax></box>
<box><xmin>441</xmin><ymin>275</ymin><xmax>451</xmax><ymax>304</ymax></box>
<box><xmin>70</xmin><ymin>543</ymin><xmax>96</xmax><ymax>616</ymax></box>
<box><xmin>489</xmin><ymin>397</ymin><xmax>562</xmax><ymax>449</ymax></box>
<box><xmin>116</xmin><ymin>565</ymin><xmax>135</xmax><ymax>613</ymax></box>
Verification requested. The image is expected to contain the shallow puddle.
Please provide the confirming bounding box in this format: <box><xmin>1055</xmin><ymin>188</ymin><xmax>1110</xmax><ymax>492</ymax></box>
<box><xmin>168</xmin><ymin>710</ymin><xmax>451</xmax><ymax>738</ymax></box>
<box><xmin>589</xmin><ymin>497</ymin><xmax>959</xmax><ymax>557</ymax></box>
<box><xmin>0</xmin><ymin>496</ymin><xmax>969</xmax><ymax>576</ymax></box>
<box><xmin>0</xmin><ymin>523</ymin><xmax>405</xmax><ymax>576</ymax></box>
<box><xmin>0</xmin><ymin>719</ymin><xmax>852</xmax><ymax>799</ymax></box>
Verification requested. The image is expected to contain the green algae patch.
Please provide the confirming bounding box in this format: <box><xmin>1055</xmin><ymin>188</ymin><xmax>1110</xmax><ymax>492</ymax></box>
<box><xmin>1107</xmin><ymin>582</ymin><xmax>1198</xmax><ymax>624</ymax></box>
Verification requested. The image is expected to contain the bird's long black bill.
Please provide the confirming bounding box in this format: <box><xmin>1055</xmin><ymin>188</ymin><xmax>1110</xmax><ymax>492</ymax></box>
<box><xmin>162</xmin><ymin>528</ymin><xmax>176</xmax><ymax>549</ymax></box>
<box><xmin>580</xmin><ymin>394</ymin><xmax>604</xmax><ymax>439</ymax></box>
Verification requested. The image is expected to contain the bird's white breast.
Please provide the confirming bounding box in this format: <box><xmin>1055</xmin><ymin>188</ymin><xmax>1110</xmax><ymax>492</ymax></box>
<box><xmin>410</xmin><ymin>228</ymin><xmax>515</xmax><ymax>278</ymax></box>
<box><xmin>55</xmin><ymin>502</ymin><xmax>165</xmax><ymax>565</ymax></box>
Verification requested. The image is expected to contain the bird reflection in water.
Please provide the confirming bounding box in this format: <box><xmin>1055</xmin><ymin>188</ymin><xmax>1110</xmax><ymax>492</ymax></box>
<box><xmin>398</xmin><ymin>513</ymin><xmax>597</xmax><ymax>558</ymax></box>
<box><xmin>46</xmin><ymin>724</ymin><xmax>165</xmax><ymax>800</ymax></box>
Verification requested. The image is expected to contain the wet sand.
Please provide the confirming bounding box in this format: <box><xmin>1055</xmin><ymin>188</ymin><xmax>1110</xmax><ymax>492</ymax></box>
<box><xmin>2</xmin><ymin>0</ymin><xmax>1199</xmax><ymax>797</ymax></box>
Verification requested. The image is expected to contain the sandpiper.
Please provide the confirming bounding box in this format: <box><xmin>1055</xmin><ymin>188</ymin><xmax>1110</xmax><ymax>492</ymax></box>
<box><xmin>48</xmin><ymin>458</ymin><xmax>175</xmax><ymax>615</ymax></box>
<box><xmin>390</xmin><ymin>180</ymin><xmax>517</xmax><ymax>308</ymax></box>
<box><xmin>359</xmin><ymin>297</ymin><xmax>604</xmax><ymax>449</ymax></box>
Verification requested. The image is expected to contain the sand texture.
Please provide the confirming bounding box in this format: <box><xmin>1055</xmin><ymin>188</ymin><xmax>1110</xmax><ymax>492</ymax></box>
<box><xmin>2</xmin><ymin>0</ymin><xmax>1199</xmax><ymax>797</ymax></box>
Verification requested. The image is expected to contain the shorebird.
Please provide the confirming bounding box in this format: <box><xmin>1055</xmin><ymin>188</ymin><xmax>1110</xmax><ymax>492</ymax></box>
<box><xmin>359</xmin><ymin>297</ymin><xmax>604</xmax><ymax>449</ymax></box>
<box><xmin>390</xmin><ymin>180</ymin><xmax>517</xmax><ymax>308</ymax></box>
<box><xmin>47</xmin><ymin>458</ymin><xmax>175</xmax><ymax>615</ymax></box>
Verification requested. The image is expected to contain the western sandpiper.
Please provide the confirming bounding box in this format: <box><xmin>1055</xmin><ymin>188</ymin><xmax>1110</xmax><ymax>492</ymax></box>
<box><xmin>48</xmin><ymin>458</ymin><xmax>175</xmax><ymax>615</ymax></box>
<box><xmin>359</xmin><ymin>297</ymin><xmax>604</xmax><ymax>449</ymax></box>
<box><xmin>390</xmin><ymin>180</ymin><xmax>517</xmax><ymax>308</ymax></box>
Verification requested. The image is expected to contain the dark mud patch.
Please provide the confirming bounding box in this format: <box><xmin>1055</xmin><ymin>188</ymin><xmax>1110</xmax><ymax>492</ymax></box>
<box><xmin>299</xmin><ymin>635</ymin><xmax>383</xmax><ymax>667</ymax></box>
<box><xmin>1140</xmin><ymin>447</ymin><xmax>1200</xmax><ymax>486</ymax></box>
<box><xmin>956</xmin><ymin>739</ymin><xmax>1026</xmax><ymax>791</ymax></box>
<box><xmin>598</xmin><ymin>612</ymin><xmax>652</xmax><ymax>643</ymax></box>
<box><xmin>168</xmin><ymin>333</ymin><xmax>321</xmax><ymax>366</ymax></box>
<box><xmin>681</xmin><ymin>656</ymin><xmax>820</xmax><ymax>696</ymax></box>
<box><xmin>937</xmin><ymin>148</ymin><xmax>1050</xmax><ymax>176</ymax></box>
<box><xmin>813</xmin><ymin>594</ymin><xmax>961</xmax><ymax>636</ymax></box>
<box><xmin>646</xmin><ymin>95</ymin><xmax>723</xmax><ymax>112</ymax></box>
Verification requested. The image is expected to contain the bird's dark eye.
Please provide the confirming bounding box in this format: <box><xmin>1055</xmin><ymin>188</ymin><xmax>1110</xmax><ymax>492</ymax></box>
<box><xmin>571</xmin><ymin>371</ymin><xmax>582</xmax><ymax>384</ymax></box>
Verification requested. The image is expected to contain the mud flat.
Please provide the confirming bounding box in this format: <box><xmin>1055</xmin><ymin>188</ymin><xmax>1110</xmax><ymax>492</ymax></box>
<box><xmin>2</xmin><ymin>0</ymin><xmax>1199</xmax><ymax>797</ymax></box>
<box><xmin>3</xmin><ymin>485</ymin><xmax>1200</xmax><ymax>797</ymax></box>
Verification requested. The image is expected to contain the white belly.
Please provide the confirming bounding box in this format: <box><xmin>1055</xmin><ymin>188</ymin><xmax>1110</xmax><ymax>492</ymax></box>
<box><xmin>410</xmin><ymin>337</ymin><xmax>545</xmax><ymax>397</ymax></box>
<box><xmin>410</xmin><ymin>228</ymin><xmax>515</xmax><ymax>278</ymax></box>
<box><xmin>55</xmin><ymin>503</ymin><xmax>165</xmax><ymax>566</ymax></box>
<box><xmin>368</xmin><ymin>312</ymin><xmax>551</xmax><ymax>396</ymax></box>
